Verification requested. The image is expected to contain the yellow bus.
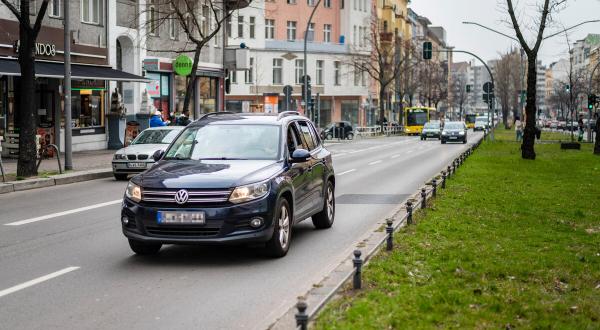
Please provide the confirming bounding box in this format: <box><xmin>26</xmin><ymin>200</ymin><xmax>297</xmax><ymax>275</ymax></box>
<box><xmin>404</xmin><ymin>107</ymin><xmax>434</xmax><ymax>135</ymax></box>
<box><xmin>465</xmin><ymin>114</ymin><xmax>478</xmax><ymax>129</ymax></box>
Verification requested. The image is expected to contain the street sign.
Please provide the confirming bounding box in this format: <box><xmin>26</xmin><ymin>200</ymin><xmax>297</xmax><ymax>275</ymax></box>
<box><xmin>483</xmin><ymin>82</ymin><xmax>493</xmax><ymax>94</ymax></box>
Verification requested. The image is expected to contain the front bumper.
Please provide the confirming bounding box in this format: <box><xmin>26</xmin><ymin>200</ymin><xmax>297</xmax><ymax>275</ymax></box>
<box><xmin>421</xmin><ymin>132</ymin><xmax>440</xmax><ymax>138</ymax></box>
<box><xmin>112</xmin><ymin>160</ymin><xmax>154</xmax><ymax>174</ymax></box>
<box><xmin>441</xmin><ymin>135</ymin><xmax>466</xmax><ymax>142</ymax></box>
<box><xmin>121</xmin><ymin>194</ymin><xmax>276</xmax><ymax>245</ymax></box>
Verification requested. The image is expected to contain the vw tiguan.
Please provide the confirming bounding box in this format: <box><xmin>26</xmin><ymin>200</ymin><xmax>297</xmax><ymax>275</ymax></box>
<box><xmin>121</xmin><ymin>112</ymin><xmax>335</xmax><ymax>257</ymax></box>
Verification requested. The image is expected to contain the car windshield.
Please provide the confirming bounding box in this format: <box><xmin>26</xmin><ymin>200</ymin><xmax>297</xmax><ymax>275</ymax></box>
<box><xmin>164</xmin><ymin>124</ymin><xmax>281</xmax><ymax>160</ymax></box>
<box><xmin>132</xmin><ymin>129</ymin><xmax>181</xmax><ymax>145</ymax></box>
<box><xmin>476</xmin><ymin>117</ymin><xmax>488</xmax><ymax>122</ymax></box>
<box><xmin>424</xmin><ymin>123</ymin><xmax>439</xmax><ymax>129</ymax></box>
<box><xmin>444</xmin><ymin>123</ymin><xmax>464</xmax><ymax>130</ymax></box>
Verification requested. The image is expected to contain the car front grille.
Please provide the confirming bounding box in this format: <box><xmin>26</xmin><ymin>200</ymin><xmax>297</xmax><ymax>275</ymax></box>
<box><xmin>142</xmin><ymin>188</ymin><xmax>232</xmax><ymax>206</ymax></box>
<box><xmin>145</xmin><ymin>225</ymin><xmax>220</xmax><ymax>237</ymax></box>
<box><xmin>127</xmin><ymin>154</ymin><xmax>137</xmax><ymax>160</ymax></box>
<box><xmin>138</xmin><ymin>154</ymin><xmax>149</xmax><ymax>160</ymax></box>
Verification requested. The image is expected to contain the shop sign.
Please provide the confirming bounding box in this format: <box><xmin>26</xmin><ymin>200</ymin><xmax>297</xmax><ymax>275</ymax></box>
<box><xmin>13</xmin><ymin>40</ymin><xmax>57</xmax><ymax>57</ymax></box>
<box><xmin>174</xmin><ymin>55</ymin><xmax>193</xmax><ymax>76</ymax></box>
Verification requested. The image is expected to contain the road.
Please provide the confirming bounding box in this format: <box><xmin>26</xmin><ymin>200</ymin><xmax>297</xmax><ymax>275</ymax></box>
<box><xmin>0</xmin><ymin>132</ymin><xmax>482</xmax><ymax>330</ymax></box>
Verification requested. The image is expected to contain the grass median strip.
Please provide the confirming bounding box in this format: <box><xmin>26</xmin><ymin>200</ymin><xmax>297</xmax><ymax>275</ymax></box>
<box><xmin>315</xmin><ymin>129</ymin><xmax>600</xmax><ymax>329</ymax></box>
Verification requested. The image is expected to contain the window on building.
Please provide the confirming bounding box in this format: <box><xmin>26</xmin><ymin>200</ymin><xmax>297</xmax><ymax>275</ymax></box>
<box><xmin>249</xmin><ymin>16</ymin><xmax>255</xmax><ymax>38</ymax></box>
<box><xmin>316</xmin><ymin>60</ymin><xmax>324</xmax><ymax>85</ymax></box>
<box><xmin>340</xmin><ymin>0</ymin><xmax>344</xmax><ymax>9</ymax></box>
<box><xmin>307</xmin><ymin>23</ymin><xmax>315</xmax><ymax>41</ymax></box>
<box><xmin>49</xmin><ymin>0</ymin><xmax>61</xmax><ymax>17</ymax></box>
<box><xmin>82</xmin><ymin>0</ymin><xmax>103</xmax><ymax>24</ymax></box>
<box><xmin>168</xmin><ymin>4</ymin><xmax>177</xmax><ymax>39</ymax></box>
<box><xmin>383</xmin><ymin>21</ymin><xmax>388</xmax><ymax>33</ymax></box>
<box><xmin>287</xmin><ymin>21</ymin><xmax>297</xmax><ymax>41</ymax></box>
<box><xmin>238</xmin><ymin>16</ymin><xmax>244</xmax><ymax>38</ymax></box>
<box><xmin>323</xmin><ymin>24</ymin><xmax>331</xmax><ymax>43</ymax></box>
<box><xmin>359</xmin><ymin>26</ymin><xmax>364</xmax><ymax>47</ymax></box>
<box><xmin>334</xmin><ymin>61</ymin><xmax>341</xmax><ymax>85</ymax></box>
<box><xmin>230</xmin><ymin>70</ymin><xmax>237</xmax><ymax>84</ymax></box>
<box><xmin>353</xmin><ymin>0</ymin><xmax>357</xmax><ymax>10</ymax></box>
<box><xmin>307</xmin><ymin>0</ymin><xmax>316</xmax><ymax>5</ymax></box>
<box><xmin>201</xmin><ymin>5</ymin><xmax>210</xmax><ymax>35</ymax></box>
<box><xmin>273</xmin><ymin>58</ymin><xmax>283</xmax><ymax>84</ymax></box>
<box><xmin>148</xmin><ymin>0</ymin><xmax>157</xmax><ymax>35</ymax></box>
<box><xmin>354</xmin><ymin>69</ymin><xmax>360</xmax><ymax>86</ymax></box>
<box><xmin>287</xmin><ymin>0</ymin><xmax>296</xmax><ymax>4</ymax></box>
<box><xmin>353</xmin><ymin>25</ymin><xmax>357</xmax><ymax>45</ymax></box>
<box><xmin>226</xmin><ymin>16</ymin><xmax>232</xmax><ymax>37</ymax></box>
<box><xmin>324</xmin><ymin>0</ymin><xmax>331</xmax><ymax>8</ymax></box>
<box><xmin>214</xmin><ymin>10</ymin><xmax>221</xmax><ymax>46</ymax></box>
<box><xmin>295</xmin><ymin>59</ymin><xmax>304</xmax><ymax>84</ymax></box>
<box><xmin>245</xmin><ymin>57</ymin><xmax>254</xmax><ymax>83</ymax></box>
<box><xmin>362</xmin><ymin>0</ymin><xmax>367</xmax><ymax>11</ymax></box>
<box><xmin>358</xmin><ymin>0</ymin><xmax>362</xmax><ymax>11</ymax></box>
<box><xmin>361</xmin><ymin>70</ymin><xmax>366</xmax><ymax>86</ymax></box>
<box><xmin>265</xmin><ymin>19</ymin><xmax>275</xmax><ymax>39</ymax></box>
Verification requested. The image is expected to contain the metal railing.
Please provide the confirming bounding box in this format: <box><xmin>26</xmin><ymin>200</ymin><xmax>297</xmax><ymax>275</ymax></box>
<box><xmin>36</xmin><ymin>144</ymin><xmax>63</xmax><ymax>174</ymax></box>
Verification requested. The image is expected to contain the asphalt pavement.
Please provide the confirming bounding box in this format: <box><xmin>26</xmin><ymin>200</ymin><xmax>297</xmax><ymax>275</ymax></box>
<box><xmin>0</xmin><ymin>132</ymin><xmax>483</xmax><ymax>330</ymax></box>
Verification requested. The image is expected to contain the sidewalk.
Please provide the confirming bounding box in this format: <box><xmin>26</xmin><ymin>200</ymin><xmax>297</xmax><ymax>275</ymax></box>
<box><xmin>1</xmin><ymin>150</ymin><xmax>115</xmax><ymax>194</ymax></box>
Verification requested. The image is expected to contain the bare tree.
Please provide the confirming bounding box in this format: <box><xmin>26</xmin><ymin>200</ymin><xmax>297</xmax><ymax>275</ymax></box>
<box><xmin>450</xmin><ymin>71</ymin><xmax>468</xmax><ymax>121</ymax></box>
<box><xmin>0</xmin><ymin>0</ymin><xmax>50</xmax><ymax>177</ymax></box>
<box><xmin>495</xmin><ymin>50</ymin><xmax>520</xmax><ymax>128</ymax></box>
<box><xmin>140</xmin><ymin>0</ymin><xmax>250</xmax><ymax>115</ymax></box>
<box><xmin>506</xmin><ymin>0</ymin><xmax>567</xmax><ymax>159</ymax></box>
<box><xmin>349</xmin><ymin>16</ymin><xmax>408</xmax><ymax>130</ymax></box>
<box><xmin>418</xmin><ymin>61</ymin><xmax>447</xmax><ymax>111</ymax></box>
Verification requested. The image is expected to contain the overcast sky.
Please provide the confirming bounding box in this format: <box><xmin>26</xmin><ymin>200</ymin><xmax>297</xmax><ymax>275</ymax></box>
<box><xmin>410</xmin><ymin>0</ymin><xmax>600</xmax><ymax>66</ymax></box>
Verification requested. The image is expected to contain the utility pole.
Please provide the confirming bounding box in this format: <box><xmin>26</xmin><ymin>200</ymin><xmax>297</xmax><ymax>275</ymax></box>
<box><xmin>303</xmin><ymin>0</ymin><xmax>322</xmax><ymax>113</ymax></box>
<box><xmin>64</xmin><ymin>0</ymin><xmax>72</xmax><ymax>170</ymax></box>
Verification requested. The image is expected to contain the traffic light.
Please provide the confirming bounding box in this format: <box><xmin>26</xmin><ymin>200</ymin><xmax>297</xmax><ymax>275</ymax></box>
<box><xmin>301</xmin><ymin>75</ymin><xmax>312</xmax><ymax>102</ymax></box>
<box><xmin>565</xmin><ymin>84</ymin><xmax>571</xmax><ymax>93</ymax></box>
<box><xmin>588</xmin><ymin>94</ymin><xmax>597</xmax><ymax>110</ymax></box>
<box><xmin>466</xmin><ymin>85</ymin><xmax>471</xmax><ymax>93</ymax></box>
<box><xmin>423</xmin><ymin>41</ymin><xmax>432</xmax><ymax>60</ymax></box>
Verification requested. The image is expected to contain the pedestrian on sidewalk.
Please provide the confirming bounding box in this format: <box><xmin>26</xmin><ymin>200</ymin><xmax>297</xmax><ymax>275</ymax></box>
<box><xmin>150</xmin><ymin>107</ymin><xmax>170</xmax><ymax>127</ymax></box>
<box><xmin>176</xmin><ymin>110</ymin><xmax>192</xmax><ymax>126</ymax></box>
<box><xmin>514</xmin><ymin>116</ymin><xmax>523</xmax><ymax>141</ymax></box>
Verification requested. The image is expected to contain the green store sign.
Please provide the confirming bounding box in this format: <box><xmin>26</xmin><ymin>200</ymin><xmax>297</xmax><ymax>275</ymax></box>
<box><xmin>174</xmin><ymin>55</ymin><xmax>193</xmax><ymax>76</ymax></box>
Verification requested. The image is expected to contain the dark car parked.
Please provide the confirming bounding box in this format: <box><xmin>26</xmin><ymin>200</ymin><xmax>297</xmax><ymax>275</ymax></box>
<box><xmin>121</xmin><ymin>112</ymin><xmax>336</xmax><ymax>258</ymax></box>
<box><xmin>441</xmin><ymin>121</ymin><xmax>468</xmax><ymax>144</ymax></box>
<box><xmin>321</xmin><ymin>121</ymin><xmax>354</xmax><ymax>140</ymax></box>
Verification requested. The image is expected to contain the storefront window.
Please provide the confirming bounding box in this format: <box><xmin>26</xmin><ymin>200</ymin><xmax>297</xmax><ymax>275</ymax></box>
<box><xmin>146</xmin><ymin>72</ymin><xmax>171</xmax><ymax>121</ymax></box>
<box><xmin>175</xmin><ymin>75</ymin><xmax>194</xmax><ymax>118</ymax></box>
<box><xmin>71</xmin><ymin>80</ymin><xmax>105</xmax><ymax>128</ymax></box>
<box><xmin>318</xmin><ymin>100</ymin><xmax>332</xmax><ymax>128</ymax></box>
<box><xmin>198</xmin><ymin>76</ymin><xmax>217</xmax><ymax>115</ymax></box>
<box><xmin>341</xmin><ymin>100</ymin><xmax>359</xmax><ymax>127</ymax></box>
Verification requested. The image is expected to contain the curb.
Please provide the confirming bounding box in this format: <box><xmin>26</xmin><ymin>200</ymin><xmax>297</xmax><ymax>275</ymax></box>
<box><xmin>0</xmin><ymin>168</ymin><xmax>113</xmax><ymax>194</ymax></box>
<box><xmin>269</xmin><ymin>136</ymin><xmax>484</xmax><ymax>330</ymax></box>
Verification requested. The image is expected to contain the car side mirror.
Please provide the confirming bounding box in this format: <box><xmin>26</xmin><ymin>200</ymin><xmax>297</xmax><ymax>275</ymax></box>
<box><xmin>290</xmin><ymin>149</ymin><xmax>311</xmax><ymax>163</ymax></box>
<box><xmin>152</xmin><ymin>150</ymin><xmax>165</xmax><ymax>162</ymax></box>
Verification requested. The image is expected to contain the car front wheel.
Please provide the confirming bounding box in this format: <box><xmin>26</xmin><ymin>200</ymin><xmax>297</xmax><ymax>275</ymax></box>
<box><xmin>266</xmin><ymin>199</ymin><xmax>292</xmax><ymax>258</ymax></box>
<box><xmin>312</xmin><ymin>181</ymin><xmax>335</xmax><ymax>229</ymax></box>
<box><xmin>346</xmin><ymin>133</ymin><xmax>354</xmax><ymax>140</ymax></box>
<box><xmin>128</xmin><ymin>239</ymin><xmax>161</xmax><ymax>255</ymax></box>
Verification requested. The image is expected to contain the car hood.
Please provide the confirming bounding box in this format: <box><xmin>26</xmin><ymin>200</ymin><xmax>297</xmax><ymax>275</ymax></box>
<box><xmin>116</xmin><ymin>144</ymin><xmax>169</xmax><ymax>156</ymax></box>
<box><xmin>443</xmin><ymin>129</ymin><xmax>464</xmax><ymax>133</ymax></box>
<box><xmin>135</xmin><ymin>159</ymin><xmax>283</xmax><ymax>189</ymax></box>
<box><xmin>422</xmin><ymin>128</ymin><xmax>440</xmax><ymax>132</ymax></box>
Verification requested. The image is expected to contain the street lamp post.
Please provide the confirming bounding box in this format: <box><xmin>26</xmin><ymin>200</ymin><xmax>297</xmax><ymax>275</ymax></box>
<box><xmin>588</xmin><ymin>60</ymin><xmax>600</xmax><ymax>142</ymax></box>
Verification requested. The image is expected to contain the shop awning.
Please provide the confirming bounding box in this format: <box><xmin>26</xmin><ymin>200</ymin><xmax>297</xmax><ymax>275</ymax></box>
<box><xmin>0</xmin><ymin>58</ymin><xmax>149</xmax><ymax>82</ymax></box>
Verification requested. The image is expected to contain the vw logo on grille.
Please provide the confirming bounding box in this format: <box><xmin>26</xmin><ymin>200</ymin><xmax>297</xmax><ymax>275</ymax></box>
<box><xmin>174</xmin><ymin>189</ymin><xmax>189</xmax><ymax>204</ymax></box>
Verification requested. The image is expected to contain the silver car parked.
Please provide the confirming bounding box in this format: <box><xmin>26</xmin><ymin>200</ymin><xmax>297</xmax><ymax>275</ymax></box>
<box><xmin>112</xmin><ymin>126</ymin><xmax>183</xmax><ymax>180</ymax></box>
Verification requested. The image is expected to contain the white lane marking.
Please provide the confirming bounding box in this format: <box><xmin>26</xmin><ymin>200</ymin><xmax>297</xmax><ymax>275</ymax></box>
<box><xmin>337</xmin><ymin>169</ymin><xmax>357</xmax><ymax>176</ymax></box>
<box><xmin>391</xmin><ymin>154</ymin><xmax>401</xmax><ymax>159</ymax></box>
<box><xmin>4</xmin><ymin>200</ymin><xmax>122</xmax><ymax>226</ymax></box>
<box><xmin>368</xmin><ymin>160</ymin><xmax>383</xmax><ymax>165</ymax></box>
<box><xmin>0</xmin><ymin>267</ymin><xmax>80</xmax><ymax>298</ymax></box>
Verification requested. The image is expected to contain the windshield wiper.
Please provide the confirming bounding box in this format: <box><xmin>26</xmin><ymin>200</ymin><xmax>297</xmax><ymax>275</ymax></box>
<box><xmin>164</xmin><ymin>155</ymin><xmax>190</xmax><ymax>160</ymax></box>
<box><xmin>198</xmin><ymin>157</ymin><xmax>248</xmax><ymax>160</ymax></box>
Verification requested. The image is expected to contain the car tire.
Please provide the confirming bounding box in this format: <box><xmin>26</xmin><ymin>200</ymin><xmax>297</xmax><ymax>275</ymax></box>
<box><xmin>312</xmin><ymin>181</ymin><xmax>335</xmax><ymax>229</ymax></box>
<box><xmin>265</xmin><ymin>199</ymin><xmax>292</xmax><ymax>258</ymax></box>
<box><xmin>346</xmin><ymin>133</ymin><xmax>354</xmax><ymax>140</ymax></box>
<box><xmin>128</xmin><ymin>239</ymin><xmax>161</xmax><ymax>255</ymax></box>
<box><xmin>114</xmin><ymin>173</ymin><xmax>129</xmax><ymax>181</ymax></box>
<box><xmin>326</xmin><ymin>133</ymin><xmax>333</xmax><ymax>140</ymax></box>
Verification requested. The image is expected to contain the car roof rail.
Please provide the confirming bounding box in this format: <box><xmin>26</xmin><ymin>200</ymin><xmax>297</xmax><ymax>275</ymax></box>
<box><xmin>277</xmin><ymin>111</ymin><xmax>301</xmax><ymax>120</ymax></box>
<box><xmin>198</xmin><ymin>111</ymin><xmax>236</xmax><ymax>120</ymax></box>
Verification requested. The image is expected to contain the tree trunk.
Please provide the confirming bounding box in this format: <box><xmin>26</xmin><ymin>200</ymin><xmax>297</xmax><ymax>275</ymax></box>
<box><xmin>521</xmin><ymin>56</ymin><xmax>537</xmax><ymax>160</ymax></box>
<box><xmin>379</xmin><ymin>87</ymin><xmax>386</xmax><ymax>132</ymax></box>
<box><xmin>17</xmin><ymin>27</ymin><xmax>38</xmax><ymax>177</ymax></box>
<box><xmin>183</xmin><ymin>46</ymin><xmax>202</xmax><ymax>116</ymax></box>
<box><xmin>594</xmin><ymin>117</ymin><xmax>600</xmax><ymax>154</ymax></box>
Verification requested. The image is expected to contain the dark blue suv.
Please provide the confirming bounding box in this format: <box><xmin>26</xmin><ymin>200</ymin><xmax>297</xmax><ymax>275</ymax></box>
<box><xmin>121</xmin><ymin>112</ymin><xmax>335</xmax><ymax>257</ymax></box>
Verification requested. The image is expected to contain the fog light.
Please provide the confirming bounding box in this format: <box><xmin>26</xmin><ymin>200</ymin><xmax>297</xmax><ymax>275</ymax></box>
<box><xmin>122</xmin><ymin>216</ymin><xmax>129</xmax><ymax>225</ymax></box>
<box><xmin>249</xmin><ymin>217</ymin><xmax>264</xmax><ymax>228</ymax></box>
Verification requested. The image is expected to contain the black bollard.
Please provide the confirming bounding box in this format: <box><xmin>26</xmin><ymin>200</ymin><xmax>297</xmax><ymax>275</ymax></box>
<box><xmin>432</xmin><ymin>179</ymin><xmax>437</xmax><ymax>198</ymax></box>
<box><xmin>447</xmin><ymin>165</ymin><xmax>452</xmax><ymax>176</ymax></box>
<box><xmin>353</xmin><ymin>250</ymin><xmax>363</xmax><ymax>290</ymax></box>
<box><xmin>386</xmin><ymin>219</ymin><xmax>393</xmax><ymax>251</ymax></box>
<box><xmin>421</xmin><ymin>188</ymin><xmax>427</xmax><ymax>209</ymax></box>
<box><xmin>295</xmin><ymin>300</ymin><xmax>308</xmax><ymax>330</ymax></box>
<box><xmin>406</xmin><ymin>200</ymin><xmax>413</xmax><ymax>225</ymax></box>
<box><xmin>441</xmin><ymin>171</ymin><xmax>447</xmax><ymax>189</ymax></box>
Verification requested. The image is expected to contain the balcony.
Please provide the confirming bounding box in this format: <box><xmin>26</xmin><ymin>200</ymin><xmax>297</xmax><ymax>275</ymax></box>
<box><xmin>380</xmin><ymin>32</ymin><xmax>394</xmax><ymax>43</ymax></box>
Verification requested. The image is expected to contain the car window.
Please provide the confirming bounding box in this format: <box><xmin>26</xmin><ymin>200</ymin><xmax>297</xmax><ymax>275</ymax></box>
<box><xmin>287</xmin><ymin>123</ymin><xmax>303</xmax><ymax>155</ymax></box>
<box><xmin>307</xmin><ymin>122</ymin><xmax>321</xmax><ymax>148</ymax></box>
<box><xmin>297</xmin><ymin>121</ymin><xmax>316</xmax><ymax>151</ymax></box>
<box><xmin>132</xmin><ymin>129</ymin><xmax>181</xmax><ymax>145</ymax></box>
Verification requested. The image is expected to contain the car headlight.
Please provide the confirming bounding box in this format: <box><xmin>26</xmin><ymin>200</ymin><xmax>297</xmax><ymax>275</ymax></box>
<box><xmin>229</xmin><ymin>180</ymin><xmax>270</xmax><ymax>204</ymax></box>
<box><xmin>114</xmin><ymin>153</ymin><xmax>126</xmax><ymax>160</ymax></box>
<box><xmin>442</xmin><ymin>131</ymin><xmax>448</xmax><ymax>135</ymax></box>
<box><xmin>459</xmin><ymin>131</ymin><xmax>465</xmax><ymax>135</ymax></box>
<box><xmin>125</xmin><ymin>182</ymin><xmax>142</xmax><ymax>202</ymax></box>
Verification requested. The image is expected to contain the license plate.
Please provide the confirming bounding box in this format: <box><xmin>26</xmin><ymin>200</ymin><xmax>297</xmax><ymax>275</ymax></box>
<box><xmin>157</xmin><ymin>211</ymin><xmax>205</xmax><ymax>225</ymax></box>
<box><xmin>427</xmin><ymin>134</ymin><xmax>434</xmax><ymax>136</ymax></box>
<box><xmin>449</xmin><ymin>136</ymin><xmax>457</xmax><ymax>139</ymax></box>
<box><xmin>127</xmin><ymin>162</ymin><xmax>147</xmax><ymax>168</ymax></box>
